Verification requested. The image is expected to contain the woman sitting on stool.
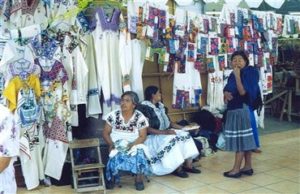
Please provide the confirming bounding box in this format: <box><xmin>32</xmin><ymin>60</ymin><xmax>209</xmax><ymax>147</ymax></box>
<box><xmin>138</xmin><ymin>86</ymin><xmax>200</xmax><ymax>178</ymax></box>
<box><xmin>102</xmin><ymin>91</ymin><xmax>152</xmax><ymax>191</ymax></box>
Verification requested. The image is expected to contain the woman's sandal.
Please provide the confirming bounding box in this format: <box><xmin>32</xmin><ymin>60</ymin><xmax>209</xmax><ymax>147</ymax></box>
<box><xmin>135</xmin><ymin>181</ymin><xmax>145</xmax><ymax>191</ymax></box>
<box><xmin>183</xmin><ymin>166</ymin><xmax>201</xmax><ymax>174</ymax></box>
<box><xmin>240</xmin><ymin>168</ymin><xmax>254</xmax><ymax>176</ymax></box>
<box><xmin>223</xmin><ymin>171</ymin><xmax>242</xmax><ymax>178</ymax></box>
<box><xmin>172</xmin><ymin>170</ymin><xmax>189</xmax><ymax>178</ymax></box>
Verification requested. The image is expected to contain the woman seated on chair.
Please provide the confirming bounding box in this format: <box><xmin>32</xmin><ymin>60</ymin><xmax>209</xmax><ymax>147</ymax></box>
<box><xmin>102</xmin><ymin>91</ymin><xmax>151</xmax><ymax>191</ymax></box>
<box><xmin>137</xmin><ymin>86</ymin><xmax>200</xmax><ymax>178</ymax></box>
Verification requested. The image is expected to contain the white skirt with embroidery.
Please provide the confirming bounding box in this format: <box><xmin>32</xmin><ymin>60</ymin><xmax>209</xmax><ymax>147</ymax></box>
<box><xmin>145</xmin><ymin>130</ymin><xmax>199</xmax><ymax>175</ymax></box>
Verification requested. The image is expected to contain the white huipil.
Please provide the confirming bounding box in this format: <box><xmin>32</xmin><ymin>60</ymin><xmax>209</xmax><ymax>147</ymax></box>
<box><xmin>207</xmin><ymin>70</ymin><xmax>225</xmax><ymax>112</ymax></box>
<box><xmin>119</xmin><ymin>31</ymin><xmax>132</xmax><ymax>92</ymax></box>
<box><xmin>16</xmin><ymin>88</ymin><xmax>45</xmax><ymax>190</ymax></box>
<box><xmin>84</xmin><ymin>35</ymin><xmax>102</xmax><ymax>118</ymax></box>
<box><xmin>130</xmin><ymin>39</ymin><xmax>147</xmax><ymax>101</ymax></box>
<box><xmin>48</xmin><ymin>0</ymin><xmax>77</xmax><ymax>31</ymax></box>
<box><xmin>41</xmin><ymin>81</ymin><xmax>70</xmax><ymax>180</ymax></box>
<box><xmin>5</xmin><ymin>0</ymin><xmax>48</xmax><ymax>29</ymax></box>
<box><xmin>172</xmin><ymin>61</ymin><xmax>202</xmax><ymax>108</ymax></box>
<box><xmin>59</xmin><ymin>35</ymin><xmax>89</xmax><ymax>126</ymax></box>
<box><xmin>93</xmin><ymin>8</ymin><xmax>123</xmax><ymax>117</ymax></box>
<box><xmin>0</xmin><ymin>41</ymin><xmax>35</xmax><ymax>77</ymax></box>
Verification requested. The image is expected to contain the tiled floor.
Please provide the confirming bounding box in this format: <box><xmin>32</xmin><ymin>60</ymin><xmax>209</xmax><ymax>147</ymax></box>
<box><xmin>18</xmin><ymin>128</ymin><xmax>300</xmax><ymax>194</ymax></box>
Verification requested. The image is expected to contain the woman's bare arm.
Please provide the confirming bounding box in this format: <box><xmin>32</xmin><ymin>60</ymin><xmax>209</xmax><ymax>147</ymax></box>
<box><xmin>0</xmin><ymin>157</ymin><xmax>11</xmax><ymax>173</ymax></box>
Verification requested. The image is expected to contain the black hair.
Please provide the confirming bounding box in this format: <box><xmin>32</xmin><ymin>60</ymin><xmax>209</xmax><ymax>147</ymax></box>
<box><xmin>144</xmin><ymin>86</ymin><xmax>159</xmax><ymax>101</ymax></box>
<box><xmin>231</xmin><ymin>50</ymin><xmax>249</xmax><ymax>66</ymax></box>
<box><xmin>121</xmin><ymin>91</ymin><xmax>139</xmax><ymax>105</ymax></box>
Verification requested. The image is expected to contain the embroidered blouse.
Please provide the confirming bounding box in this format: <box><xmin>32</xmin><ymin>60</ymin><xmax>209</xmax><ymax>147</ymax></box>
<box><xmin>9</xmin><ymin>0</ymin><xmax>39</xmax><ymax>15</ymax></box>
<box><xmin>35</xmin><ymin>59</ymin><xmax>68</xmax><ymax>85</ymax></box>
<box><xmin>105</xmin><ymin>109</ymin><xmax>149</xmax><ymax>143</ymax></box>
<box><xmin>31</xmin><ymin>35</ymin><xmax>59</xmax><ymax>60</ymax></box>
<box><xmin>3</xmin><ymin>74</ymin><xmax>41</xmax><ymax>111</ymax></box>
<box><xmin>0</xmin><ymin>104</ymin><xmax>19</xmax><ymax>194</ymax></box>
<box><xmin>7</xmin><ymin>58</ymin><xmax>40</xmax><ymax>81</ymax></box>
<box><xmin>0</xmin><ymin>41</ymin><xmax>35</xmax><ymax>75</ymax></box>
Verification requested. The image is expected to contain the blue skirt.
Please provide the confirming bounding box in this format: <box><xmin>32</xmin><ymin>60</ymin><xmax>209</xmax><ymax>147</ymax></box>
<box><xmin>224</xmin><ymin>105</ymin><xmax>257</xmax><ymax>152</ymax></box>
<box><xmin>106</xmin><ymin>148</ymin><xmax>152</xmax><ymax>184</ymax></box>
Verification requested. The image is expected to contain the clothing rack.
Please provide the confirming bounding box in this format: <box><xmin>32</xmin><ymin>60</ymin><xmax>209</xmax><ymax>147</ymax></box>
<box><xmin>91</xmin><ymin>0</ymin><xmax>126</xmax><ymax>12</ymax></box>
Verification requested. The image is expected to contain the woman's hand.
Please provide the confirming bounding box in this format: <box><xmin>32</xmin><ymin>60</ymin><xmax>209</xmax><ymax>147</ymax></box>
<box><xmin>233</xmin><ymin>67</ymin><xmax>241</xmax><ymax>78</ymax></box>
<box><xmin>224</xmin><ymin>91</ymin><xmax>233</xmax><ymax>103</ymax></box>
<box><xmin>165</xmin><ymin>130</ymin><xmax>176</xmax><ymax>135</ymax></box>
<box><xmin>127</xmin><ymin>142</ymin><xmax>135</xmax><ymax>150</ymax></box>
<box><xmin>108</xmin><ymin>144</ymin><xmax>115</xmax><ymax>152</ymax></box>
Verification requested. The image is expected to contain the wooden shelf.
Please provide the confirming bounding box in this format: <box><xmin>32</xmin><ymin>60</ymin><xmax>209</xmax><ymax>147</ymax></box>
<box><xmin>143</xmin><ymin>72</ymin><xmax>172</xmax><ymax>77</ymax></box>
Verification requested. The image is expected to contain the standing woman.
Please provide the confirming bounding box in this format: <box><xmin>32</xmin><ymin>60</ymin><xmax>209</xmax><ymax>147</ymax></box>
<box><xmin>0</xmin><ymin>104</ymin><xmax>20</xmax><ymax>194</ymax></box>
<box><xmin>102</xmin><ymin>91</ymin><xmax>151</xmax><ymax>191</ymax></box>
<box><xmin>223</xmin><ymin>51</ymin><xmax>259</xmax><ymax>178</ymax></box>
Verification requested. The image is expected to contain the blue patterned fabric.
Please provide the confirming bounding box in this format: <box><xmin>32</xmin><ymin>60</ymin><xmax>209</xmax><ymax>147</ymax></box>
<box><xmin>149</xmin><ymin>133</ymin><xmax>191</xmax><ymax>164</ymax></box>
<box><xmin>106</xmin><ymin>148</ymin><xmax>152</xmax><ymax>184</ymax></box>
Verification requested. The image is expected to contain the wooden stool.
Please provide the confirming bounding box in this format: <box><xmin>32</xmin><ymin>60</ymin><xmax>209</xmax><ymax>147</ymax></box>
<box><xmin>280</xmin><ymin>89</ymin><xmax>293</xmax><ymax>121</ymax></box>
<box><xmin>69</xmin><ymin>138</ymin><xmax>106</xmax><ymax>193</ymax></box>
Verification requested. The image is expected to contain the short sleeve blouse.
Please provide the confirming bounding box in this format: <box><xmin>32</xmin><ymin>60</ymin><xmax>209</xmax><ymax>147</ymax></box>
<box><xmin>105</xmin><ymin>109</ymin><xmax>149</xmax><ymax>143</ymax></box>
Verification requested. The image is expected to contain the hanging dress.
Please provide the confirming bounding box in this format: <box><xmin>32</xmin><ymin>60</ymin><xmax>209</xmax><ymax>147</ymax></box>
<box><xmin>130</xmin><ymin>39</ymin><xmax>147</xmax><ymax>101</ymax></box>
<box><xmin>35</xmin><ymin>58</ymin><xmax>71</xmax><ymax>180</ymax></box>
<box><xmin>4</xmin><ymin>0</ymin><xmax>48</xmax><ymax>28</ymax></box>
<box><xmin>93</xmin><ymin>7</ymin><xmax>123</xmax><ymax>117</ymax></box>
<box><xmin>84</xmin><ymin>34</ymin><xmax>102</xmax><ymax>118</ymax></box>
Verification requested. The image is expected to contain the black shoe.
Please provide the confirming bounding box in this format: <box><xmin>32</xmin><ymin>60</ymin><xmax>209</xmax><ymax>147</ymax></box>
<box><xmin>240</xmin><ymin>169</ymin><xmax>254</xmax><ymax>176</ymax></box>
<box><xmin>106</xmin><ymin>180</ymin><xmax>115</xmax><ymax>189</ymax></box>
<box><xmin>183</xmin><ymin>167</ymin><xmax>201</xmax><ymax>174</ymax></box>
<box><xmin>135</xmin><ymin>181</ymin><xmax>144</xmax><ymax>191</ymax></box>
<box><xmin>172</xmin><ymin>170</ymin><xmax>189</xmax><ymax>178</ymax></box>
<box><xmin>223</xmin><ymin>171</ymin><xmax>242</xmax><ymax>178</ymax></box>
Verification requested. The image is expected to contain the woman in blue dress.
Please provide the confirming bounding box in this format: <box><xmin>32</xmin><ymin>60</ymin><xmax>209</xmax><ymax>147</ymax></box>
<box><xmin>102</xmin><ymin>91</ymin><xmax>151</xmax><ymax>191</ymax></box>
<box><xmin>223</xmin><ymin>51</ymin><xmax>259</xmax><ymax>178</ymax></box>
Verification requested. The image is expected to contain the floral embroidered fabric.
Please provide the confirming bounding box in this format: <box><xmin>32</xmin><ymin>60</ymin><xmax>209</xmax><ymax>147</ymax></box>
<box><xmin>106</xmin><ymin>110</ymin><xmax>147</xmax><ymax>132</ymax></box>
<box><xmin>43</xmin><ymin>116</ymin><xmax>68</xmax><ymax>143</ymax></box>
<box><xmin>17</xmin><ymin>88</ymin><xmax>40</xmax><ymax>127</ymax></box>
<box><xmin>77</xmin><ymin>11</ymin><xmax>96</xmax><ymax>32</ymax></box>
<box><xmin>149</xmin><ymin>133</ymin><xmax>192</xmax><ymax>164</ymax></box>
<box><xmin>106</xmin><ymin>148</ymin><xmax>152</xmax><ymax>182</ymax></box>
<box><xmin>8</xmin><ymin>58</ymin><xmax>39</xmax><ymax>79</ymax></box>
<box><xmin>35</xmin><ymin>59</ymin><xmax>68</xmax><ymax>84</ymax></box>
<box><xmin>0</xmin><ymin>73</ymin><xmax>4</xmax><ymax>104</ymax></box>
<box><xmin>31</xmin><ymin>35</ymin><xmax>59</xmax><ymax>60</ymax></box>
<box><xmin>9</xmin><ymin>0</ymin><xmax>39</xmax><ymax>16</ymax></box>
<box><xmin>0</xmin><ymin>104</ymin><xmax>19</xmax><ymax>193</ymax></box>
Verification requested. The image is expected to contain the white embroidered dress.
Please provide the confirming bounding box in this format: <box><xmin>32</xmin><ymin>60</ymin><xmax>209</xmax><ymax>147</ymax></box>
<box><xmin>141</xmin><ymin>101</ymin><xmax>199</xmax><ymax>175</ymax></box>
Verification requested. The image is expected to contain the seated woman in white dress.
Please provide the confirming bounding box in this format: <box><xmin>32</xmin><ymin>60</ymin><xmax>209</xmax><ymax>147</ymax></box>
<box><xmin>102</xmin><ymin>91</ymin><xmax>152</xmax><ymax>191</ymax></box>
<box><xmin>138</xmin><ymin>86</ymin><xmax>200</xmax><ymax>178</ymax></box>
<box><xmin>0</xmin><ymin>104</ymin><xmax>20</xmax><ymax>194</ymax></box>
